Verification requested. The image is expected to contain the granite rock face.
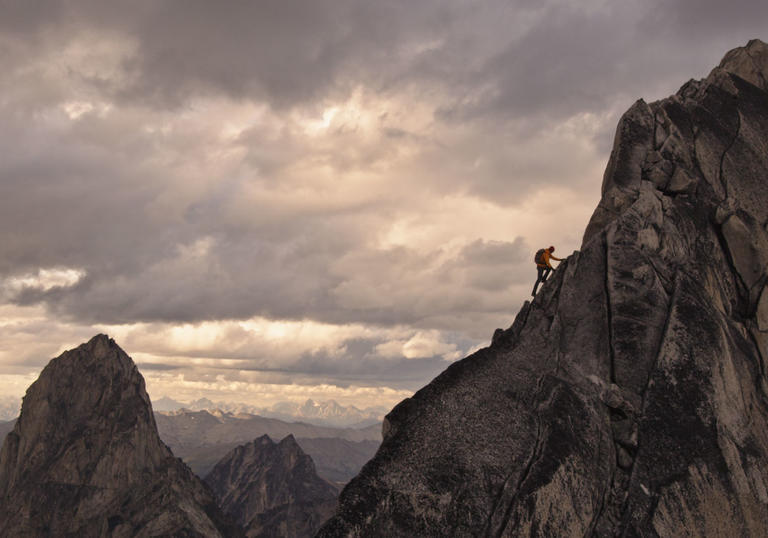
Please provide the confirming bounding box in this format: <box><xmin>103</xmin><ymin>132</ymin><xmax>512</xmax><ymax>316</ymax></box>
<box><xmin>318</xmin><ymin>39</ymin><xmax>768</xmax><ymax>537</ymax></box>
<box><xmin>206</xmin><ymin>434</ymin><xmax>339</xmax><ymax>537</ymax></box>
<box><xmin>0</xmin><ymin>334</ymin><xmax>239</xmax><ymax>537</ymax></box>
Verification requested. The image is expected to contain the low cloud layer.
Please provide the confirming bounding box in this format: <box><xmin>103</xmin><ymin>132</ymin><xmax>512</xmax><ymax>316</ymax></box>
<box><xmin>0</xmin><ymin>0</ymin><xmax>765</xmax><ymax>409</ymax></box>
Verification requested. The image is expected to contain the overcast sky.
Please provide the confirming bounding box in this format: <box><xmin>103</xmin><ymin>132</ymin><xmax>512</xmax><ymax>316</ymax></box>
<box><xmin>0</xmin><ymin>0</ymin><xmax>765</xmax><ymax>414</ymax></box>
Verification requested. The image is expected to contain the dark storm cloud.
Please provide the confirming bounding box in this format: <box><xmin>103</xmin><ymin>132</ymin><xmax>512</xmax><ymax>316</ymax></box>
<box><xmin>0</xmin><ymin>139</ymin><xmax>168</xmax><ymax>276</ymax></box>
<box><xmin>433</xmin><ymin>1</ymin><xmax>768</xmax><ymax>126</ymax></box>
<box><xmin>643</xmin><ymin>0</ymin><xmax>768</xmax><ymax>38</ymax></box>
<box><xmin>0</xmin><ymin>0</ymin><xmax>460</xmax><ymax>108</ymax></box>
<box><xmin>4</xmin><ymin>0</ymin><xmax>767</xmax><ymax>117</ymax></box>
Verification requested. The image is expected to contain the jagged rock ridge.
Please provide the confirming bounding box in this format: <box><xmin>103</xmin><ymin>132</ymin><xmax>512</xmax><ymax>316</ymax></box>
<box><xmin>319</xmin><ymin>39</ymin><xmax>768</xmax><ymax>536</ymax></box>
<box><xmin>0</xmin><ymin>334</ymin><xmax>239</xmax><ymax>537</ymax></box>
<box><xmin>154</xmin><ymin>408</ymin><xmax>380</xmax><ymax>482</ymax></box>
<box><xmin>206</xmin><ymin>434</ymin><xmax>338</xmax><ymax>537</ymax></box>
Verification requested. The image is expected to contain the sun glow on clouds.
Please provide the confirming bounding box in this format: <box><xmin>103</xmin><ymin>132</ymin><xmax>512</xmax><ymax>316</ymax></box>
<box><xmin>1</xmin><ymin>268</ymin><xmax>85</xmax><ymax>295</ymax></box>
<box><xmin>103</xmin><ymin>316</ymin><xmax>461</xmax><ymax>364</ymax></box>
<box><xmin>376</xmin><ymin>330</ymin><xmax>460</xmax><ymax>361</ymax></box>
<box><xmin>0</xmin><ymin>305</ymin><xmax>449</xmax><ymax>408</ymax></box>
<box><xmin>378</xmin><ymin>186</ymin><xmax>595</xmax><ymax>264</ymax></box>
<box><xmin>299</xmin><ymin>88</ymin><xmax>396</xmax><ymax>137</ymax></box>
<box><xmin>304</xmin><ymin>106</ymin><xmax>339</xmax><ymax>134</ymax></box>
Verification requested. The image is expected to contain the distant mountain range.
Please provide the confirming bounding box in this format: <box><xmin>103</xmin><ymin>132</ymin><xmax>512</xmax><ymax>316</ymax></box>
<box><xmin>152</xmin><ymin>396</ymin><xmax>387</xmax><ymax>428</ymax></box>
<box><xmin>1</xmin><ymin>391</ymin><xmax>389</xmax><ymax>429</ymax></box>
<box><xmin>155</xmin><ymin>409</ymin><xmax>381</xmax><ymax>483</ymax></box>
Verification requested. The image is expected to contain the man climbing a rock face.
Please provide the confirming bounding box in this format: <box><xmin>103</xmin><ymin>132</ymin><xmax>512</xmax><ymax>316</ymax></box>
<box><xmin>532</xmin><ymin>246</ymin><xmax>562</xmax><ymax>296</ymax></box>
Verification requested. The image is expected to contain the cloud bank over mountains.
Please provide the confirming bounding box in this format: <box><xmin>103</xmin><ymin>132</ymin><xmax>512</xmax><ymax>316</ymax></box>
<box><xmin>1</xmin><ymin>0</ymin><xmax>766</xmax><ymax>408</ymax></box>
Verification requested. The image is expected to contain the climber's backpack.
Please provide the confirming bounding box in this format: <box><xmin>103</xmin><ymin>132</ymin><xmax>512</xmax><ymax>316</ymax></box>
<box><xmin>534</xmin><ymin>248</ymin><xmax>546</xmax><ymax>265</ymax></box>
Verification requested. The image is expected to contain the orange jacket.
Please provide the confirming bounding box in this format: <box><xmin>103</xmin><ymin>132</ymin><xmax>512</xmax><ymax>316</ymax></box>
<box><xmin>538</xmin><ymin>249</ymin><xmax>563</xmax><ymax>269</ymax></box>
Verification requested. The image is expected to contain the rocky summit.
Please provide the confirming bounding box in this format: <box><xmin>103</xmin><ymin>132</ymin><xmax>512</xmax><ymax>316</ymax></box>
<box><xmin>204</xmin><ymin>434</ymin><xmax>338</xmax><ymax>537</ymax></box>
<box><xmin>206</xmin><ymin>434</ymin><xmax>339</xmax><ymax>537</ymax></box>
<box><xmin>0</xmin><ymin>334</ymin><xmax>238</xmax><ymax>537</ymax></box>
<box><xmin>318</xmin><ymin>39</ymin><xmax>768</xmax><ymax>537</ymax></box>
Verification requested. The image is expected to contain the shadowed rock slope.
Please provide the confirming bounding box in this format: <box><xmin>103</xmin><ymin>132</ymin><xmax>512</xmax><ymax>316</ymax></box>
<box><xmin>206</xmin><ymin>435</ymin><xmax>339</xmax><ymax>537</ymax></box>
<box><xmin>318</xmin><ymin>39</ymin><xmax>768</xmax><ymax>537</ymax></box>
<box><xmin>0</xmin><ymin>334</ymin><xmax>240</xmax><ymax>537</ymax></box>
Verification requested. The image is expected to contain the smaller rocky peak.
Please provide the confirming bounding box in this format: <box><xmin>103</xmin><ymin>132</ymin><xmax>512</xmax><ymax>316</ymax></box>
<box><xmin>277</xmin><ymin>434</ymin><xmax>307</xmax><ymax>469</ymax></box>
<box><xmin>206</xmin><ymin>434</ymin><xmax>339</xmax><ymax>537</ymax></box>
<box><xmin>51</xmin><ymin>333</ymin><xmax>138</xmax><ymax>379</ymax></box>
<box><xmin>713</xmin><ymin>38</ymin><xmax>768</xmax><ymax>91</ymax></box>
<box><xmin>82</xmin><ymin>332</ymin><xmax>116</xmax><ymax>352</ymax></box>
<box><xmin>278</xmin><ymin>433</ymin><xmax>300</xmax><ymax>449</ymax></box>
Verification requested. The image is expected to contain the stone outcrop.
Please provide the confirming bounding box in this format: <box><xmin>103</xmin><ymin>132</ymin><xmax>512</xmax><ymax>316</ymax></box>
<box><xmin>206</xmin><ymin>434</ymin><xmax>338</xmax><ymax>537</ymax></box>
<box><xmin>0</xmin><ymin>334</ymin><xmax>240</xmax><ymax>537</ymax></box>
<box><xmin>318</xmin><ymin>39</ymin><xmax>768</xmax><ymax>536</ymax></box>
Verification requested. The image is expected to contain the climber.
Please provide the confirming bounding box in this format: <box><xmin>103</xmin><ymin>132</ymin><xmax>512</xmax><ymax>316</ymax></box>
<box><xmin>532</xmin><ymin>246</ymin><xmax>562</xmax><ymax>296</ymax></box>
